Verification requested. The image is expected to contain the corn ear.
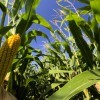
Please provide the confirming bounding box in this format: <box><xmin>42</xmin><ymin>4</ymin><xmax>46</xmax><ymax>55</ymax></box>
<box><xmin>0</xmin><ymin>34</ymin><xmax>21</xmax><ymax>86</ymax></box>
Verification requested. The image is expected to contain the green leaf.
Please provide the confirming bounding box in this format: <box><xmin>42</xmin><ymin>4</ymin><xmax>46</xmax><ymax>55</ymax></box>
<box><xmin>33</xmin><ymin>14</ymin><xmax>53</xmax><ymax>32</ymax></box>
<box><xmin>16</xmin><ymin>0</ymin><xmax>39</xmax><ymax>35</ymax></box>
<box><xmin>51</xmin><ymin>83</ymin><xmax>61</xmax><ymax>89</ymax></box>
<box><xmin>34</xmin><ymin>57</ymin><xmax>44</xmax><ymax>69</ymax></box>
<box><xmin>69</xmin><ymin>20</ymin><xmax>93</xmax><ymax>68</ymax></box>
<box><xmin>7</xmin><ymin>71</ymin><xmax>14</xmax><ymax>93</ymax></box>
<box><xmin>20</xmin><ymin>59</ymin><xmax>29</xmax><ymax>74</ymax></box>
<box><xmin>22</xmin><ymin>30</ymin><xmax>50</xmax><ymax>45</ymax></box>
<box><xmin>91</xmin><ymin>18</ymin><xmax>100</xmax><ymax>45</ymax></box>
<box><xmin>90</xmin><ymin>0</ymin><xmax>100</xmax><ymax>23</ymax></box>
<box><xmin>78</xmin><ymin>0</ymin><xmax>90</xmax><ymax>4</ymax></box>
<box><xmin>0</xmin><ymin>2</ymin><xmax>6</xmax><ymax>12</ymax></box>
<box><xmin>12</xmin><ymin>59</ymin><xmax>19</xmax><ymax>65</ymax></box>
<box><xmin>78</xmin><ymin>6</ymin><xmax>91</xmax><ymax>14</ymax></box>
<box><xmin>62</xmin><ymin>42</ymin><xmax>73</xmax><ymax>57</ymax></box>
<box><xmin>16</xmin><ymin>13</ymin><xmax>36</xmax><ymax>35</ymax></box>
<box><xmin>48</xmin><ymin>69</ymin><xmax>100</xmax><ymax>100</ymax></box>
<box><xmin>79</xmin><ymin>22</ymin><xmax>93</xmax><ymax>42</ymax></box>
<box><xmin>12</xmin><ymin>0</ymin><xmax>26</xmax><ymax>16</ymax></box>
<box><xmin>62</xmin><ymin>14</ymin><xmax>94</xmax><ymax>42</ymax></box>
<box><xmin>17</xmin><ymin>0</ymin><xmax>41</xmax><ymax>35</ymax></box>
<box><xmin>0</xmin><ymin>26</ymin><xmax>13</xmax><ymax>36</ymax></box>
<box><xmin>66</xmin><ymin>14</ymin><xmax>94</xmax><ymax>42</ymax></box>
<box><xmin>25</xmin><ymin>78</ymin><xmax>35</xmax><ymax>87</ymax></box>
<box><xmin>27</xmin><ymin>30</ymin><xmax>50</xmax><ymax>43</ymax></box>
<box><xmin>49</xmin><ymin>70</ymin><xmax>73</xmax><ymax>74</ymax></box>
<box><xmin>91</xmin><ymin>18</ymin><xmax>100</xmax><ymax>62</ymax></box>
<box><xmin>16</xmin><ymin>13</ymin><xmax>53</xmax><ymax>35</ymax></box>
<box><xmin>25</xmin><ymin>0</ymin><xmax>40</xmax><ymax>12</ymax></box>
<box><xmin>25</xmin><ymin>55</ymin><xmax>44</xmax><ymax>69</ymax></box>
<box><xmin>54</xmin><ymin>30</ymin><xmax>73</xmax><ymax>58</ymax></box>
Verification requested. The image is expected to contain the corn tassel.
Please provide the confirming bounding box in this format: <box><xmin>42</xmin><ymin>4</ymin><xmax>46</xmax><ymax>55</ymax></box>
<box><xmin>0</xmin><ymin>34</ymin><xmax>21</xmax><ymax>86</ymax></box>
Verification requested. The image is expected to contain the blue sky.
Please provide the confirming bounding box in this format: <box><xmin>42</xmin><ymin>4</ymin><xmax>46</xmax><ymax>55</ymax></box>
<box><xmin>36</xmin><ymin>0</ymin><xmax>59</xmax><ymax>21</ymax></box>
<box><xmin>31</xmin><ymin>0</ymin><xmax>59</xmax><ymax>50</ymax></box>
<box><xmin>32</xmin><ymin>0</ymin><xmax>86</xmax><ymax>51</ymax></box>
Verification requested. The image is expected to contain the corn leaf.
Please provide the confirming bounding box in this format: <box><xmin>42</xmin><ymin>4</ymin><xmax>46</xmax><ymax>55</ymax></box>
<box><xmin>12</xmin><ymin>0</ymin><xmax>27</xmax><ymax>17</ymax></box>
<box><xmin>66</xmin><ymin>14</ymin><xmax>94</xmax><ymax>42</ymax></box>
<box><xmin>78</xmin><ymin>0</ymin><xmax>90</xmax><ymax>4</ymax></box>
<box><xmin>56</xmin><ymin>30</ymin><xmax>73</xmax><ymax>58</ymax></box>
<box><xmin>78</xmin><ymin>6</ymin><xmax>91</xmax><ymax>14</ymax></box>
<box><xmin>16</xmin><ymin>0</ymin><xmax>40</xmax><ymax>34</ymax></box>
<box><xmin>48</xmin><ymin>69</ymin><xmax>100</xmax><ymax>100</ymax></box>
<box><xmin>25</xmin><ymin>78</ymin><xmax>35</xmax><ymax>87</ymax></box>
<box><xmin>69</xmin><ymin>20</ymin><xmax>93</xmax><ymax>68</ymax></box>
<box><xmin>33</xmin><ymin>14</ymin><xmax>53</xmax><ymax>32</ymax></box>
<box><xmin>49</xmin><ymin>70</ymin><xmax>73</xmax><ymax>74</ymax></box>
<box><xmin>29</xmin><ymin>30</ymin><xmax>49</xmax><ymax>40</ymax></box>
<box><xmin>25</xmin><ymin>0</ymin><xmax>40</xmax><ymax>13</ymax></box>
<box><xmin>0</xmin><ymin>26</ymin><xmax>13</xmax><ymax>36</ymax></box>
<box><xmin>0</xmin><ymin>2</ymin><xmax>6</xmax><ymax>12</ymax></box>
<box><xmin>90</xmin><ymin>0</ymin><xmax>100</xmax><ymax>23</ymax></box>
<box><xmin>16</xmin><ymin>13</ymin><xmax>35</xmax><ymax>35</ymax></box>
<box><xmin>91</xmin><ymin>18</ymin><xmax>100</xmax><ymax>45</ymax></box>
<box><xmin>21</xmin><ymin>30</ymin><xmax>48</xmax><ymax>45</ymax></box>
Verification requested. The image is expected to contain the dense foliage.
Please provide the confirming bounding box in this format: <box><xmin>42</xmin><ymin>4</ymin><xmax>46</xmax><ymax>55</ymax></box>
<box><xmin>0</xmin><ymin>0</ymin><xmax>100</xmax><ymax>100</ymax></box>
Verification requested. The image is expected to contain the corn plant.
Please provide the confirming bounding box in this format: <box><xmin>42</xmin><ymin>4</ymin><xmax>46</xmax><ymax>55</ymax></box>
<box><xmin>0</xmin><ymin>0</ymin><xmax>53</xmax><ymax>99</ymax></box>
<box><xmin>0</xmin><ymin>0</ymin><xmax>100</xmax><ymax>100</ymax></box>
<box><xmin>45</xmin><ymin>0</ymin><xmax>100</xmax><ymax>99</ymax></box>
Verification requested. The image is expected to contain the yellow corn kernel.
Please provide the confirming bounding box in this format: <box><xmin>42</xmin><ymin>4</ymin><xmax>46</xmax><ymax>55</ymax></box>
<box><xmin>0</xmin><ymin>34</ymin><xmax>21</xmax><ymax>85</ymax></box>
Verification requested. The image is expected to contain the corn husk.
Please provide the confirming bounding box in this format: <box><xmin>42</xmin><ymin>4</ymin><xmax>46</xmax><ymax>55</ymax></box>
<box><xmin>0</xmin><ymin>86</ymin><xmax>17</xmax><ymax>100</ymax></box>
